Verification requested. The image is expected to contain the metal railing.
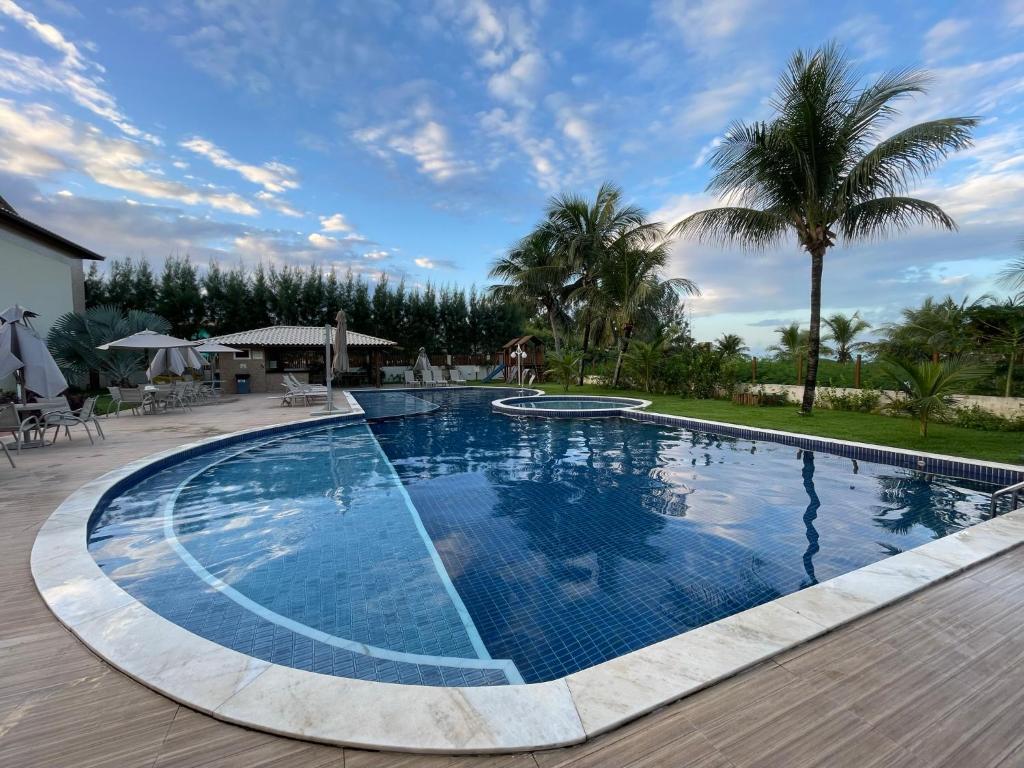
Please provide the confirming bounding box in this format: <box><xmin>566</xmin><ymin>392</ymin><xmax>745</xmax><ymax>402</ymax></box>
<box><xmin>991</xmin><ymin>479</ymin><xmax>1024</xmax><ymax>516</ymax></box>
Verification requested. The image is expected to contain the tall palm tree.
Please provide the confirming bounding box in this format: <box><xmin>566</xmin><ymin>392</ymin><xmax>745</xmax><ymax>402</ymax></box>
<box><xmin>715</xmin><ymin>333</ymin><xmax>749</xmax><ymax>359</ymax></box>
<box><xmin>489</xmin><ymin>229</ymin><xmax>570</xmax><ymax>351</ymax></box>
<box><xmin>876</xmin><ymin>295</ymin><xmax>981</xmax><ymax>362</ymax></box>
<box><xmin>599</xmin><ymin>236</ymin><xmax>698</xmax><ymax>386</ymax></box>
<box><xmin>669</xmin><ymin>43</ymin><xmax>977</xmax><ymax>414</ymax></box>
<box><xmin>544</xmin><ymin>182</ymin><xmax>662</xmax><ymax>384</ymax></box>
<box><xmin>824</xmin><ymin>312</ymin><xmax>871</xmax><ymax>362</ymax></box>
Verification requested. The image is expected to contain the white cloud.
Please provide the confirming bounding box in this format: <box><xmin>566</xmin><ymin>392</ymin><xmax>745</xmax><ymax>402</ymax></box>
<box><xmin>653</xmin><ymin>0</ymin><xmax>759</xmax><ymax>52</ymax></box>
<box><xmin>0</xmin><ymin>100</ymin><xmax>258</xmax><ymax>215</ymax></box>
<box><xmin>320</xmin><ymin>213</ymin><xmax>353</xmax><ymax>232</ymax></box>
<box><xmin>180</xmin><ymin>137</ymin><xmax>299</xmax><ymax>193</ymax></box>
<box><xmin>0</xmin><ymin>0</ymin><xmax>159</xmax><ymax>143</ymax></box>
<box><xmin>479</xmin><ymin>106</ymin><xmax>559</xmax><ymax>189</ymax></box>
<box><xmin>487</xmin><ymin>50</ymin><xmax>545</xmax><ymax>107</ymax></box>
<box><xmin>363</xmin><ymin>250</ymin><xmax>389</xmax><ymax>260</ymax></box>
<box><xmin>414</xmin><ymin>257</ymin><xmax>436</xmax><ymax>269</ymax></box>
<box><xmin>834</xmin><ymin>14</ymin><xmax>890</xmax><ymax>61</ymax></box>
<box><xmin>351</xmin><ymin>100</ymin><xmax>474</xmax><ymax>183</ymax></box>
<box><xmin>308</xmin><ymin>232</ymin><xmax>338</xmax><ymax>249</ymax></box>
<box><xmin>255</xmin><ymin>191</ymin><xmax>303</xmax><ymax>217</ymax></box>
<box><xmin>1008</xmin><ymin>0</ymin><xmax>1024</xmax><ymax>26</ymax></box>
<box><xmin>923</xmin><ymin>18</ymin><xmax>971</xmax><ymax>62</ymax></box>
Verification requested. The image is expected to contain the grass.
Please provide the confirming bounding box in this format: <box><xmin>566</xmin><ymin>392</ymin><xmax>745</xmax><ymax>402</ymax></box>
<box><xmin>505</xmin><ymin>381</ymin><xmax>1023</xmax><ymax>466</ymax></box>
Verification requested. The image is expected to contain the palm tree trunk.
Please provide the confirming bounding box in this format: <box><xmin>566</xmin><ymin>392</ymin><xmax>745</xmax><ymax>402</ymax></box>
<box><xmin>800</xmin><ymin>248</ymin><xmax>826</xmax><ymax>414</ymax></box>
<box><xmin>612</xmin><ymin>324</ymin><xmax>633</xmax><ymax>387</ymax></box>
<box><xmin>577</xmin><ymin>316</ymin><xmax>591</xmax><ymax>386</ymax></box>
<box><xmin>1007</xmin><ymin>349</ymin><xmax>1017</xmax><ymax>398</ymax></box>
<box><xmin>547</xmin><ymin>306</ymin><xmax>561</xmax><ymax>353</ymax></box>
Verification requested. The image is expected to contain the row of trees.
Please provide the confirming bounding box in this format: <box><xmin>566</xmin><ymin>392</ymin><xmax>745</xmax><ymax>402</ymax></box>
<box><xmin>489</xmin><ymin>182</ymin><xmax>698</xmax><ymax>386</ymax></box>
<box><xmin>84</xmin><ymin>258</ymin><xmax>525</xmax><ymax>354</ymax></box>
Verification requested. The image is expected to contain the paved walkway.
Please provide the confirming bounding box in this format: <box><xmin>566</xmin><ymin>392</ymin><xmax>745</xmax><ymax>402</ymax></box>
<box><xmin>1</xmin><ymin>395</ymin><xmax>1022</xmax><ymax>767</ymax></box>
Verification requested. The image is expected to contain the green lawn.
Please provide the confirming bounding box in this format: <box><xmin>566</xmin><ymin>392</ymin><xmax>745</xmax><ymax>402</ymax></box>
<box><xmin>505</xmin><ymin>382</ymin><xmax>1023</xmax><ymax>466</ymax></box>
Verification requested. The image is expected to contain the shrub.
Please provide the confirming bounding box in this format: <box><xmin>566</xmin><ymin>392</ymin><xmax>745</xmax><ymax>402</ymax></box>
<box><xmin>816</xmin><ymin>387</ymin><xmax>882</xmax><ymax>413</ymax></box>
<box><xmin>752</xmin><ymin>387</ymin><xmax>790</xmax><ymax>407</ymax></box>
<box><xmin>949</xmin><ymin>404</ymin><xmax>1024</xmax><ymax>432</ymax></box>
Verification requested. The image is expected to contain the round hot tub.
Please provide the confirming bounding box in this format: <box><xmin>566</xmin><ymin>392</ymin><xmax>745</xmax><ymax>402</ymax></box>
<box><xmin>492</xmin><ymin>394</ymin><xmax>650</xmax><ymax>417</ymax></box>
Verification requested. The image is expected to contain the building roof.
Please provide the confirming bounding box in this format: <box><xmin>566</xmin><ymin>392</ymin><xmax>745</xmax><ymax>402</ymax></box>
<box><xmin>207</xmin><ymin>325</ymin><xmax>397</xmax><ymax>348</ymax></box>
<box><xmin>0</xmin><ymin>198</ymin><xmax>105</xmax><ymax>261</ymax></box>
<box><xmin>502</xmin><ymin>334</ymin><xmax>543</xmax><ymax>348</ymax></box>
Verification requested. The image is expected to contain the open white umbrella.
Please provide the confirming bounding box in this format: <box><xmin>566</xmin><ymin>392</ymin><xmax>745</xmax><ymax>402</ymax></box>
<box><xmin>98</xmin><ymin>329</ymin><xmax>197</xmax><ymax>350</ymax></box>
<box><xmin>332</xmin><ymin>309</ymin><xmax>349</xmax><ymax>374</ymax></box>
<box><xmin>192</xmin><ymin>341</ymin><xmax>241</xmax><ymax>354</ymax></box>
<box><xmin>0</xmin><ymin>305</ymin><xmax>67</xmax><ymax>398</ymax></box>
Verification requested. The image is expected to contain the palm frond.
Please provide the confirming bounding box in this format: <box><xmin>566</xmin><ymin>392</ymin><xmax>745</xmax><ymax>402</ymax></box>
<box><xmin>838</xmin><ymin>196</ymin><xmax>956</xmax><ymax>240</ymax></box>
<box><xmin>668</xmin><ymin>207</ymin><xmax>791</xmax><ymax>249</ymax></box>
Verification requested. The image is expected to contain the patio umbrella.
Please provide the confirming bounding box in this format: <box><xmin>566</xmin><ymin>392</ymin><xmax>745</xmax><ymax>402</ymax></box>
<box><xmin>413</xmin><ymin>347</ymin><xmax>431</xmax><ymax>372</ymax></box>
<box><xmin>147</xmin><ymin>347</ymin><xmax>187</xmax><ymax>379</ymax></box>
<box><xmin>97</xmin><ymin>329</ymin><xmax>197</xmax><ymax>350</ymax></box>
<box><xmin>183</xmin><ymin>345</ymin><xmax>206</xmax><ymax>370</ymax></box>
<box><xmin>332</xmin><ymin>309</ymin><xmax>349</xmax><ymax>374</ymax></box>
<box><xmin>0</xmin><ymin>305</ymin><xmax>68</xmax><ymax>398</ymax></box>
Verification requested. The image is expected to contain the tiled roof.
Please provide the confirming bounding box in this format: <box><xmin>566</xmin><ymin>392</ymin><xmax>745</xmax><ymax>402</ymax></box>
<box><xmin>207</xmin><ymin>326</ymin><xmax>397</xmax><ymax>348</ymax></box>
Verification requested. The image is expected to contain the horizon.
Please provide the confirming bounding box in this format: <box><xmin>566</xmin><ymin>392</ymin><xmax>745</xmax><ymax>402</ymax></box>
<box><xmin>0</xmin><ymin>0</ymin><xmax>1021</xmax><ymax>354</ymax></box>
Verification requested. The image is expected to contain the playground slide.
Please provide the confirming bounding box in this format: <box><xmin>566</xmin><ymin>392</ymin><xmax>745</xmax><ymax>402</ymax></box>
<box><xmin>481</xmin><ymin>363</ymin><xmax>505</xmax><ymax>382</ymax></box>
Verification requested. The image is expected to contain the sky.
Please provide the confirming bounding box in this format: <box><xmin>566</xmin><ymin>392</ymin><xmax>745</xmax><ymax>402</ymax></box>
<box><xmin>0</xmin><ymin>0</ymin><xmax>1021</xmax><ymax>352</ymax></box>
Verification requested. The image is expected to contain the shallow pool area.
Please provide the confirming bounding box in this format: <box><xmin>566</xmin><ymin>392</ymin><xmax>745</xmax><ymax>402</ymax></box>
<box><xmin>84</xmin><ymin>386</ymin><xmax>1005</xmax><ymax>687</ymax></box>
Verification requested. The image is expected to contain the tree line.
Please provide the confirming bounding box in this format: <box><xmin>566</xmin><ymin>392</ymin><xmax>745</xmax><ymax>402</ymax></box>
<box><xmin>84</xmin><ymin>257</ymin><xmax>526</xmax><ymax>354</ymax></box>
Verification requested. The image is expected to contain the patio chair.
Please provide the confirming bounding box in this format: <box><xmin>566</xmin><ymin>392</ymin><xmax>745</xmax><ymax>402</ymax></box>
<box><xmin>117</xmin><ymin>387</ymin><xmax>145</xmax><ymax>415</ymax></box>
<box><xmin>0</xmin><ymin>435</ymin><xmax>12</xmax><ymax>468</ymax></box>
<box><xmin>0</xmin><ymin>403</ymin><xmax>38</xmax><ymax>456</ymax></box>
<box><xmin>41</xmin><ymin>396</ymin><xmax>105</xmax><ymax>445</ymax></box>
<box><xmin>435</xmin><ymin>369</ymin><xmax>451</xmax><ymax>387</ymax></box>
<box><xmin>106</xmin><ymin>386</ymin><xmax>122</xmax><ymax>417</ymax></box>
<box><xmin>450</xmin><ymin>368</ymin><xmax>467</xmax><ymax>385</ymax></box>
<box><xmin>421</xmin><ymin>369</ymin><xmax>436</xmax><ymax>387</ymax></box>
<box><xmin>404</xmin><ymin>370</ymin><xmax>418</xmax><ymax>387</ymax></box>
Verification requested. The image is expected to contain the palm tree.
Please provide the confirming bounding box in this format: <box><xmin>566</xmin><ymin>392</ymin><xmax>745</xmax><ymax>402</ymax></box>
<box><xmin>623</xmin><ymin>337</ymin><xmax>667</xmax><ymax>393</ymax></box>
<box><xmin>881</xmin><ymin>357</ymin><xmax>982</xmax><ymax>437</ymax></box>
<box><xmin>545</xmin><ymin>348</ymin><xmax>583</xmax><ymax>392</ymax></box>
<box><xmin>669</xmin><ymin>43</ymin><xmax>976</xmax><ymax>414</ymax></box>
<box><xmin>598</xmin><ymin>236</ymin><xmax>699</xmax><ymax>387</ymax></box>
<box><xmin>767</xmin><ymin>322</ymin><xmax>807</xmax><ymax>360</ymax></box>
<box><xmin>48</xmin><ymin>305</ymin><xmax>172</xmax><ymax>385</ymax></box>
<box><xmin>876</xmin><ymin>295</ymin><xmax>981</xmax><ymax>362</ymax></box>
<box><xmin>544</xmin><ymin>182</ymin><xmax>662</xmax><ymax>384</ymax></box>
<box><xmin>489</xmin><ymin>229</ymin><xmax>569</xmax><ymax>352</ymax></box>
<box><xmin>824</xmin><ymin>312</ymin><xmax>871</xmax><ymax>362</ymax></box>
<box><xmin>715</xmin><ymin>333</ymin><xmax>749</xmax><ymax>359</ymax></box>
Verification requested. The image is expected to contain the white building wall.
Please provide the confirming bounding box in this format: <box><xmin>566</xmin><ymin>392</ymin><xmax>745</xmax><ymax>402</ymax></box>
<box><xmin>0</xmin><ymin>227</ymin><xmax>83</xmax><ymax>392</ymax></box>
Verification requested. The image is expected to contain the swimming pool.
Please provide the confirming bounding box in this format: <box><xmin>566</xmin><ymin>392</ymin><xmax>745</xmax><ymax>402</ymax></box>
<box><xmin>493</xmin><ymin>393</ymin><xmax>649</xmax><ymax>416</ymax></box>
<box><xmin>85</xmin><ymin>386</ymin><xmax>1007</xmax><ymax>689</ymax></box>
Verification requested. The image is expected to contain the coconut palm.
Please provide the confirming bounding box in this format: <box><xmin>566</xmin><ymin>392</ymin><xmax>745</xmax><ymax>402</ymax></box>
<box><xmin>624</xmin><ymin>336</ymin><xmax>667</xmax><ymax>393</ymax></box>
<box><xmin>715</xmin><ymin>333</ymin><xmax>749</xmax><ymax>359</ymax></box>
<box><xmin>875</xmin><ymin>295</ymin><xmax>980</xmax><ymax>362</ymax></box>
<box><xmin>598</xmin><ymin>236</ymin><xmax>699</xmax><ymax>387</ymax></box>
<box><xmin>489</xmin><ymin>229</ymin><xmax>570</xmax><ymax>352</ymax></box>
<box><xmin>824</xmin><ymin>312</ymin><xmax>871</xmax><ymax>363</ymax></box>
<box><xmin>544</xmin><ymin>182</ymin><xmax>662</xmax><ymax>384</ymax></box>
<box><xmin>669</xmin><ymin>43</ymin><xmax>976</xmax><ymax>414</ymax></box>
<box><xmin>881</xmin><ymin>357</ymin><xmax>983</xmax><ymax>437</ymax></box>
<box><xmin>767</xmin><ymin>322</ymin><xmax>808</xmax><ymax>360</ymax></box>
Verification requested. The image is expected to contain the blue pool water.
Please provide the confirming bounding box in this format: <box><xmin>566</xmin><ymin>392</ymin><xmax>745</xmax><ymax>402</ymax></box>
<box><xmin>89</xmin><ymin>387</ymin><xmax>1001</xmax><ymax>686</ymax></box>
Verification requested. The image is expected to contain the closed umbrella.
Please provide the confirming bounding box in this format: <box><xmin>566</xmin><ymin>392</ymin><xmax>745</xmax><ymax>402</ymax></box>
<box><xmin>413</xmin><ymin>347</ymin><xmax>431</xmax><ymax>372</ymax></box>
<box><xmin>183</xmin><ymin>346</ymin><xmax>205</xmax><ymax>370</ymax></box>
<box><xmin>332</xmin><ymin>310</ymin><xmax>349</xmax><ymax>374</ymax></box>
<box><xmin>0</xmin><ymin>305</ymin><xmax>68</xmax><ymax>398</ymax></box>
<box><xmin>147</xmin><ymin>348</ymin><xmax>187</xmax><ymax>379</ymax></box>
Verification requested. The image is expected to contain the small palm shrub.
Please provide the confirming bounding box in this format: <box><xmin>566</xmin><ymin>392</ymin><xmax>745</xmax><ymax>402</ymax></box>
<box><xmin>881</xmin><ymin>357</ymin><xmax>984</xmax><ymax>436</ymax></box>
<box><xmin>545</xmin><ymin>348</ymin><xmax>583</xmax><ymax>392</ymax></box>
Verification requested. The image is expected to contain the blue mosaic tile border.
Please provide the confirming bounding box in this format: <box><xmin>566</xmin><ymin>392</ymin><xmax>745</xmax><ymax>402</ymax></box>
<box><xmin>625</xmin><ymin>411</ymin><xmax>1023</xmax><ymax>488</ymax></box>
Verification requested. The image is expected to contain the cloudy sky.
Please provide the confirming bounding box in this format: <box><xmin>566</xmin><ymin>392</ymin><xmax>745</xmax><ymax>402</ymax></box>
<box><xmin>0</xmin><ymin>0</ymin><xmax>1021</xmax><ymax>351</ymax></box>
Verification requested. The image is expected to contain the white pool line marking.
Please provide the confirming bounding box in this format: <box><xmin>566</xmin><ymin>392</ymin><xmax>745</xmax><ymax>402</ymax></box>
<box><xmin>160</xmin><ymin>420</ymin><xmax>523</xmax><ymax>683</ymax></box>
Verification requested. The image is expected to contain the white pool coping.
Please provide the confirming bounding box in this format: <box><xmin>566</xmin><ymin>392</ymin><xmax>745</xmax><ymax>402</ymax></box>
<box><xmin>492</xmin><ymin>393</ymin><xmax>652</xmax><ymax>418</ymax></box>
<box><xmin>31</xmin><ymin>388</ymin><xmax>1024</xmax><ymax>754</ymax></box>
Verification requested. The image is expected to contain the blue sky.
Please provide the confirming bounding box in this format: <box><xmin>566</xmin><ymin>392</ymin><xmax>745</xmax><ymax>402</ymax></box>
<box><xmin>0</xmin><ymin>0</ymin><xmax>1021</xmax><ymax>351</ymax></box>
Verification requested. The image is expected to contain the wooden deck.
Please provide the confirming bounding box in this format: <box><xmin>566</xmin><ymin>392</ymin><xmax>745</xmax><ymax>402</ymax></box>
<box><xmin>2</xmin><ymin>396</ymin><xmax>1023</xmax><ymax>767</ymax></box>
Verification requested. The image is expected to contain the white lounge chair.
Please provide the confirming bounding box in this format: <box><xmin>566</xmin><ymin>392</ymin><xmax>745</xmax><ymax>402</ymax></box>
<box><xmin>404</xmin><ymin>370</ymin><xmax>418</xmax><ymax>387</ymax></box>
<box><xmin>450</xmin><ymin>368</ymin><xmax>467</xmax><ymax>385</ymax></box>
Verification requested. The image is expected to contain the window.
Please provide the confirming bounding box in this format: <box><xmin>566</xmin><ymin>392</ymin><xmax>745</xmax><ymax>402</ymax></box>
<box><xmin>234</xmin><ymin>349</ymin><xmax>251</xmax><ymax>359</ymax></box>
